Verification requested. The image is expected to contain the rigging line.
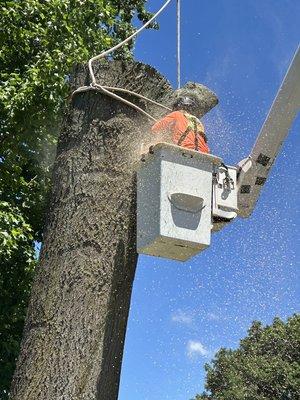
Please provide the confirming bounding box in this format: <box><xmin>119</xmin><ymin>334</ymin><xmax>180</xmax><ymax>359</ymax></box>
<box><xmin>73</xmin><ymin>0</ymin><xmax>174</xmax><ymax>122</ymax></box>
<box><xmin>103</xmin><ymin>87</ymin><xmax>172</xmax><ymax>111</ymax></box>
<box><xmin>177</xmin><ymin>0</ymin><xmax>181</xmax><ymax>89</ymax></box>
<box><xmin>88</xmin><ymin>0</ymin><xmax>173</xmax><ymax>84</ymax></box>
<box><xmin>72</xmin><ymin>85</ymin><xmax>172</xmax><ymax>112</ymax></box>
<box><xmin>94</xmin><ymin>84</ymin><xmax>157</xmax><ymax>122</ymax></box>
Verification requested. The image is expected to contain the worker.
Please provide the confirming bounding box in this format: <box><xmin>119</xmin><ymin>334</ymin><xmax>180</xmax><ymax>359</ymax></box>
<box><xmin>151</xmin><ymin>96</ymin><xmax>209</xmax><ymax>153</ymax></box>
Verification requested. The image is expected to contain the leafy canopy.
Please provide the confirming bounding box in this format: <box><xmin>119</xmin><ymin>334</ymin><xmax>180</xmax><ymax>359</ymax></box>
<box><xmin>193</xmin><ymin>314</ymin><xmax>300</xmax><ymax>400</ymax></box>
<box><xmin>0</xmin><ymin>0</ymin><xmax>155</xmax><ymax>396</ymax></box>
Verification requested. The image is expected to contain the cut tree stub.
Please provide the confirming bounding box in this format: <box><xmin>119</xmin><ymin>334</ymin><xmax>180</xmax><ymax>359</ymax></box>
<box><xmin>10</xmin><ymin>60</ymin><xmax>173</xmax><ymax>400</ymax></box>
<box><xmin>9</xmin><ymin>60</ymin><xmax>218</xmax><ymax>400</ymax></box>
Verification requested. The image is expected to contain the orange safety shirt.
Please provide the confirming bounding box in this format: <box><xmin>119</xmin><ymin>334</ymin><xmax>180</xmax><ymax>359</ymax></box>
<box><xmin>151</xmin><ymin>110</ymin><xmax>209</xmax><ymax>153</ymax></box>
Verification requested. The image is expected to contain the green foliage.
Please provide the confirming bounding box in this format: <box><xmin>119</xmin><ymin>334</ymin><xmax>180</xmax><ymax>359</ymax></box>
<box><xmin>0</xmin><ymin>0</ymin><xmax>153</xmax><ymax>396</ymax></box>
<box><xmin>194</xmin><ymin>314</ymin><xmax>300</xmax><ymax>400</ymax></box>
<box><xmin>0</xmin><ymin>202</ymin><xmax>33</xmax><ymax>259</ymax></box>
<box><xmin>0</xmin><ymin>203</ymin><xmax>36</xmax><ymax>400</ymax></box>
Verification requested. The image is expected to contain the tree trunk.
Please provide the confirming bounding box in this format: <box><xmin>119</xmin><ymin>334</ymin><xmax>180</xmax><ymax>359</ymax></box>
<box><xmin>10</xmin><ymin>61</ymin><xmax>173</xmax><ymax>400</ymax></box>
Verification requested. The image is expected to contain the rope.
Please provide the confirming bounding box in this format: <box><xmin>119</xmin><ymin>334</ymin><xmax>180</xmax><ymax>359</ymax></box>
<box><xmin>72</xmin><ymin>85</ymin><xmax>172</xmax><ymax>113</ymax></box>
<box><xmin>177</xmin><ymin>0</ymin><xmax>181</xmax><ymax>89</ymax></box>
<box><xmin>88</xmin><ymin>0</ymin><xmax>173</xmax><ymax>85</ymax></box>
<box><xmin>94</xmin><ymin>84</ymin><xmax>157</xmax><ymax>122</ymax></box>
<box><xmin>72</xmin><ymin>0</ymin><xmax>174</xmax><ymax>122</ymax></box>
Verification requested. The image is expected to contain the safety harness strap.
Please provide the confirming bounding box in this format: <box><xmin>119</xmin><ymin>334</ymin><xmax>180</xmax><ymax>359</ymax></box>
<box><xmin>177</xmin><ymin>113</ymin><xmax>206</xmax><ymax>151</ymax></box>
<box><xmin>192</xmin><ymin>118</ymin><xmax>199</xmax><ymax>151</ymax></box>
<box><xmin>177</xmin><ymin>127</ymin><xmax>191</xmax><ymax>146</ymax></box>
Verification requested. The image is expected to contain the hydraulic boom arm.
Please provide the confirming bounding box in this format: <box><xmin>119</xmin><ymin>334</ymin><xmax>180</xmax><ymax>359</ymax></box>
<box><xmin>237</xmin><ymin>46</ymin><xmax>300</xmax><ymax>217</ymax></box>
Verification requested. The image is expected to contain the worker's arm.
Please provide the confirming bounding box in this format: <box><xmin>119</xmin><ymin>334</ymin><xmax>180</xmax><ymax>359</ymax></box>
<box><xmin>151</xmin><ymin>112</ymin><xmax>179</xmax><ymax>133</ymax></box>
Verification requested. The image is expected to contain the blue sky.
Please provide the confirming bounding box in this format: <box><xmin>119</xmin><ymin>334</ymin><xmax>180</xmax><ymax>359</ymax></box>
<box><xmin>119</xmin><ymin>1</ymin><xmax>300</xmax><ymax>399</ymax></box>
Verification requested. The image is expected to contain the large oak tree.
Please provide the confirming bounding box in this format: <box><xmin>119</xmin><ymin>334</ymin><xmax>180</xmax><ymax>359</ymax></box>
<box><xmin>9</xmin><ymin>59</ymin><xmax>173</xmax><ymax>400</ymax></box>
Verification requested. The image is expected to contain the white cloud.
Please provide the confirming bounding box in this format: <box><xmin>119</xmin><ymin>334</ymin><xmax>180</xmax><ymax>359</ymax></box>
<box><xmin>171</xmin><ymin>310</ymin><xmax>193</xmax><ymax>325</ymax></box>
<box><xmin>187</xmin><ymin>340</ymin><xmax>209</xmax><ymax>358</ymax></box>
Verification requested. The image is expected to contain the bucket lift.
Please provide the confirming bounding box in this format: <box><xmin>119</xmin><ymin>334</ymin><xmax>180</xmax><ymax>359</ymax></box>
<box><xmin>137</xmin><ymin>143</ymin><xmax>237</xmax><ymax>261</ymax></box>
<box><xmin>137</xmin><ymin>46</ymin><xmax>300</xmax><ymax>261</ymax></box>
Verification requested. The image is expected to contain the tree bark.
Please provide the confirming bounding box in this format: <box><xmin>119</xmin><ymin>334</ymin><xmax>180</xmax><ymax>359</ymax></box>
<box><xmin>10</xmin><ymin>61</ymin><xmax>173</xmax><ymax>400</ymax></box>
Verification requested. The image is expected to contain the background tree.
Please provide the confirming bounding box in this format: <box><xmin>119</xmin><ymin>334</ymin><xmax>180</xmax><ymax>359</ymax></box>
<box><xmin>0</xmin><ymin>1</ymin><xmax>155</xmax><ymax>396</ymax></box>
<box><xmin>193</xmin><ymin>314</ymin><xmax>300</xmax><ymax>400</ymax></box>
